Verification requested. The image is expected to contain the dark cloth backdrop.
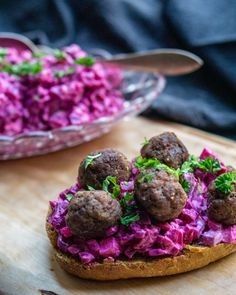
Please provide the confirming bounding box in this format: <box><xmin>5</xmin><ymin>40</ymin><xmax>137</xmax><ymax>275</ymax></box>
<box><xmin>0</xmin><ymin>0</ymin><xmax>236</xmax><ymax>139</ymax></box>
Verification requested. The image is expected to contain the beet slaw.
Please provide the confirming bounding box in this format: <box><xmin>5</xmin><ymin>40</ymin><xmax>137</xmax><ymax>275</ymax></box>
<box><xmin>48</xmin><ymin>148</ymin><xmax>236</xmax><ymax>264</ymax></box>
<box><xmin>0</xmin><ymin>45</ymin><xmax>124</xmax><ymax>136</ymax></box>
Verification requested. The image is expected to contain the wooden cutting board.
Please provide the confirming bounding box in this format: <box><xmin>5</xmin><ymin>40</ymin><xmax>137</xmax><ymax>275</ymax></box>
<box><xmin>1</xmin><ymin>117</ymin><xmax>236</xmax><ymax>295</ymax></box>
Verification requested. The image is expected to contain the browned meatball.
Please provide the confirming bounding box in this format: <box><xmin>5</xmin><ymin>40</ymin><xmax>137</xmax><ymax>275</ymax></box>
<box><xmin>66</xmin><ymin>191</ymin><xmax>122</xmax><ymax>239</ymax></box>
<box><xmin>134</xmin><ymin>169</ymin><xmax>187</xmax><ymax>222</ymax></box>
<box><xmin>78</xmin><ymin>148</ymin><xmax>131</xmax><ymax>189</ymax></box>
<box><xmin>141</xmin><ymin>132</ymin><xmax>189</xmax><ymax>169</ymax></box>
<box><xmin>208</xmin><ymin>181</ymin><xmax>236</xmax><ymax>225</ymax></box>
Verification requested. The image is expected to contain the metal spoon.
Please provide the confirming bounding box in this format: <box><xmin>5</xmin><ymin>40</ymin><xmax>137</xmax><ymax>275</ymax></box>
<box><xmin>102</xmin><ymin>49</ymin><xmax>203</xmax><ymax>76</ymax></box>
<box><xmin>0</xmin><ymin>33</ymin><xmax>203</xmax><ymax>76</ymax></box>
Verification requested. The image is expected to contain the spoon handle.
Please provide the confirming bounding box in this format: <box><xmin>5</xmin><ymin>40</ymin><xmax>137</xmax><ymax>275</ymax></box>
<box><xmin>102</xmin><ymin>49</ymin><xmax>203</xmax><ymax>76</ymax></box>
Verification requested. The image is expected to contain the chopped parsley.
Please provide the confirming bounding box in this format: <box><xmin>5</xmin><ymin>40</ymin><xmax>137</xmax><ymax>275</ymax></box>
<box><xmin>32</xmin><ymin>51</ymin><xmax>45</xmax><ymax>58</ymax></box>
<box><xmin>135</xmin><ymin>154</ymin><xmax>222</xmax><ymax>192</ymax></box>
<box><xmin>179</xmin><ymin>155</ymin><xmax>199</xmax><ymax>174</ymax></box>
<box><xmin>1</xmin><ymin>61</ymin><xmax>42</xmax><ymax>76</ymax></box>
<box><xmin>54</xmin><ymin>67</ymin><xmax>75</xmax><ymax>78</ymax></box>
<box><xmin>215</xmin><ymin>171</ymin><xmax>236</xmax><ymax>194</ymax></box>
<box><xmin>179</xmin><ymin>155</ymin><xmax>221</xmax><ymax>174</ymax></box>
<box><xmin>64</xmin><ymin>193</ymin><xmax>73</xmax><ymax>201</ymax></box>
<box><xmin>198</xmin><ymin>157</ymin><xmax>221</xmax><ymax>173</ymax></box>
<box><xmin>87</xmin><ymin>185</ymin><xmax>95</xmax><ymax>191</ymax></box>
<box><xmin>0</xmin><ymin>48</ymin><xmax>7</xmax><ymax>59</ymax></box>
<box><xmin>84</xmin><ymin>153</ymin><xmax>102</xmax><ymax>169</ymax></box>
<box><xmin>102</xmin><ymin>176</ymin><xmax>121</xmax><ymax>198</ymax></box>
<box><xmin>120</xmin><ymin>204</ymin><xmax>140</xmax><ymax>226</ymax></box>
<box><xmin>75</xmin><ymin>56</ymin><xmax>95</xmax><ymax>67</ymax></box>
<box><xmin>141</xmin><ymin>137</ymin><xmax>149</xmax><ymax>147</ymax></box>
<box><xmin>138</xmin><ymin>172</ymin><xmax>155</xmax><ymax>183</ymax></box>
<box><xmin>53</xmin><ymin>49</ymin><xmax>66</xmax><ymax>60</ymax></box>
<box><xmin>135</xmin><ymin>156</ymin><xmax>179</xmax><ymax>178</ymax></box>
<box><xmin>179</xmin><ymin>178</ymin><xmax>191</xmax><ymax>192</ymax></box>
<box><xmin>120</xmin><ymin>192</ymin><xmax>134</xmax><ymax>207</ymax></box>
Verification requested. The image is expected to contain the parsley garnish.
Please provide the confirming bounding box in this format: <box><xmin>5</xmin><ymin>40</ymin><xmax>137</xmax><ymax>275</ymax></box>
<box><xmin>64</xmin><ymin>193</ymin><xmax>73</xmax><ymax>201</ymax></box>
<box><xmin>0</xmin><ymin>48</ymin><xmax>7</xmax><ymax>59</ymax></box>
<box><xmin>75</xmin><ymin>56</ymin><xmax>95</xmax><ymax>66</ymax></box>
<box><xmin>84</xmin><ymin>153</ymin><xmax>102</xmax><ymax>169</ymax></box>
<box><xmin>178</xmin><ymin>156</ymin><xmax>221</xmax><ymax>191</ymax></box>
<box><xmin>1</xmin><ymin>61</ymin><xmax>42</xmax><ymax>76</ymax></box>
<box><xmin>102</xmin><ymin>176</ymin><xmax>121</xmax><ymax>198</ymax></box>
<box><xmin>53</xmin><ymin>49</ymin><xmax>66</xmax><ymax>60</ymax></box>
<box><xmin>180</xmin><ymin>156</ymin><xmax>221</xmax><ymax>174</ymax></box>
<box><xmin>54</xmin><ymin>67</ymin><xmax>75</xmax><ymax>78</ymax></box>
<box><xmin>138</xmin><ymin>172</ymin><xmax>155</xmax><ymax>183</ymax></box>
<box><xmin>135</xmin><ymin>156</ymin><xmax>179</xmax><ymax>178</ymax></box>
<box><xmin>135</xmin><ymin>155</ymin><xmax>222</xmax><ymax>192</ymax></box>
<box><xmin>120</xmin><ymin>192</ymin><xmax>134</xmax><ymax>207</ymax></box>
<box><xmin>87</xmin><ymin>185</ymin><xmax>95</xmax><ymax>191</ymax></box>
<box><xmin>141</xmin><ymin>137</ymin><xmax>149</xmax><ymax>147</ymax></box>
<box><xmin>179</xmin><ymin>178</ymin><xmax>191</xmax><ymax>192</ymax></box>
<box><xmin>120</xmin><ymin>204</ymin><xmax>140</xmax><ymax>226</ymax></box>
<box><xmin>198</xmin><ymin>157</ymin><xmax>221</xmax><ymax>173</ymax></box>
<box><xmin>32</xmin><ymin>51</ymin><xmax>45</xmax><ymax>58</ymax></box>
<box><xmin>215</xmin><ymin>171</ymin><xmax>236</xmax><ymax>194</ymax></box>
<box><xmin>179</xmin><ymin>155</ymin><xmax>199</xmax><ymax>174</ymax></box>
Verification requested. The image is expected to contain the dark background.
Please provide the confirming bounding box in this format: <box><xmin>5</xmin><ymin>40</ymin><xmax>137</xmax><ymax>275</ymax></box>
<box><xmin>1</xmin><ymin>0</ymin><xmax>236</xmax><ymax>139</ymax></box>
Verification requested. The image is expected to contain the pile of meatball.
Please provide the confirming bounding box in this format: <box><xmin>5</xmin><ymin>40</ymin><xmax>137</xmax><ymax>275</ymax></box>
<box><xmin>65</xmin><ymin>131</ymin><xmax>236</xmax><ymax>240</ymax></box>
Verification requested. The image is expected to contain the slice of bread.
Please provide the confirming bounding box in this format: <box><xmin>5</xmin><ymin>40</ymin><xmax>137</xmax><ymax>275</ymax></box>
<box><xmin>46</xmin><ymin>209</ymin><xmax>236</xmax><ymax>280</ymax></box>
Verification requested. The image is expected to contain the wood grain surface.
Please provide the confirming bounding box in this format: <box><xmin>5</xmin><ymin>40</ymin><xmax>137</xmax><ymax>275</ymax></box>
<box><xmin>1</xmin><ymin>117</ymin><xmax>236</xmax><ymax>295</ymax></box>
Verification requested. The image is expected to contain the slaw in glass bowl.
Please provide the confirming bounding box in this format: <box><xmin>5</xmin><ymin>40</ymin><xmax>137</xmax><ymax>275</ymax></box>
<box><xmin>0</xmin><ymin>48</ymin><xmax>165</xmax><ymax>160</ymax></box>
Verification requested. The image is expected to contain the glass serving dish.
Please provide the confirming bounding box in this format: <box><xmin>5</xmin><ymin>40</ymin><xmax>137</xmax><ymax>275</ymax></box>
<box><xmin>0</xmin><ymin>70</ymin><xmax>165</xmax><ymax>160</ymax></box>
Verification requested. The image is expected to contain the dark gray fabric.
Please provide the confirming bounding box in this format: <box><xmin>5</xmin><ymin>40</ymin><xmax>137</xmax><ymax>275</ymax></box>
<box><xmin>0</xmin><ymin>0</ymin><xmax>235</xmax><ymax>138</ymax></box>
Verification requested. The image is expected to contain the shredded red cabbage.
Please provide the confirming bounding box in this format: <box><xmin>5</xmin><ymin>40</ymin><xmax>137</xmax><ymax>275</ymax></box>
<box><xmin>48</xmin><ymin>148</ymin><xmax>236</xmax><ymax>264</ymax></box>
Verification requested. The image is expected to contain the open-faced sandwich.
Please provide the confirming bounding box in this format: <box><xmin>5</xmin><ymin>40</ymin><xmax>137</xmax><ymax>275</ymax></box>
<box><xmin>46</xmin><ymin>132</ymin><xmax>236</xmax><ymax>280</ymax></box>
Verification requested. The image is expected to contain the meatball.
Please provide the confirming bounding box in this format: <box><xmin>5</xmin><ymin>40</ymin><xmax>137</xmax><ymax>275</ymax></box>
<box><xmin>141</xmin><ymin>132</ymin><xmax>189</xmax><ymax>169</ymax></box>
<box><xmin>66</xmin><ymin>190</ymin><xmax>122</xmax><ymax>239</ymax></box>
<box><xmin>78</xmin><ymin>148</ymin><xmax>131</xmax><ymax>189</ymax></box>
<box><xmin>208</xmin><ymin>181</ymin><xmax>236</xmax><ymax>225</ymax></box>
<box><xmin>134</xmin><ymin>169</ymin><xmax>187</xmax><ymax>222</ymax></box>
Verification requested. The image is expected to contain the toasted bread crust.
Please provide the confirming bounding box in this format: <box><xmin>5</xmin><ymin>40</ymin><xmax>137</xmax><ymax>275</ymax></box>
<box><xmin>46</xmin><ymin>208</ymin><xmax>236</xmax><ymax>280</ymax></box>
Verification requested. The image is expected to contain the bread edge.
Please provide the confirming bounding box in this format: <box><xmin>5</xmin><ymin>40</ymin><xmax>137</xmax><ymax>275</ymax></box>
<box><xmin>46</xmin><ymin>208</ymin><xmax>236</xmax><ymax>280</ymax></box>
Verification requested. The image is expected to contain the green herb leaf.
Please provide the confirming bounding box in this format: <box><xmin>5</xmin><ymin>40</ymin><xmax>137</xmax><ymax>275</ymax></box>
<box><xmin>135</xmin><ymin>156</ymin><xmax>179</xmax><ymax>178</ymax></box>
<box><xmin>75</xmin><ymin>56</ymin><xmax>95</xmax><ymax>66</ymax></box>
<box><xmin>120</xmin><ymin>204</ymin><xmax>140</xmax><ymax>226</ymax></box>
<box><xmin>215</xmin><ymin>171</ymin><xmax>236</xmax><ymax>194</ymax></box>
<box><xmin>102</xmin><ymin>176</ymin><xmax>121</xmax><ymax>198</ymax></box>
<box><xmin>198</xmin><ymin>157</ymin><xmax>221</xmax><ymax>173</ymax></box>
<box><xmin>53</xmin><ymin>49</ymin><xmax>66</xmax><ymax>60</ymax></box>
<box><xmin>138</xmin><ymin>172</ymin><xmax>155</xmax><ymax>183</ymax></box>
<box><xmin>54</xmin><ymin>71</ymin><xmax>65</xmax><ymax>78</ymax></box>
<box><xmin>180</xmin><ymin>156</ymin><xmax>221</xmax><ymax>175</ymax></box>
<box><xmin>179</xmin><ymin>177</ymin><xmax>191</xmax><ymax>192</ymax></box>
<box><xmin>1</xmin><ymin>61</ymin><xmax>42</xmax><ymax>76</ymax></box>
<box><xmin>120</xmin><ymin>192</ymin><xmax>134</xmax><ymax>207</ymax></box>
<box><xmin>84</xmin><ymin>153</ymin><xmax>102</xmax><ymax>169</ymax></box>
<box><xmin>0</xmin><ymin>48</ymin><xmax>7</xmax><ymax>59</ymax></box>
<box><xmin>64</xmin><ymin>193</ymin><xmax>73</xmax><ymax>201</ymax></box>
<box><xmin>87</xmin><ymin>185</ymin><xmax>95</xmax><ymax>191</ymax></box>
<box><xmin>54</xmin><ymin>67</ymin><xmax>75</xmax><ymax>78</ymax></box>
<box><xmin>32</xmin><ymin>51</ymin><xmax>45</xmax><ymax>58</ymax></box>
<box><xmin>120</xmin><ymin>214</ymin><xmax>140</xmax><ymax>226</ymax></box>
<box><xmin>141</xmin><ymin>137</ymin><xmax>149</xmax><ymax>147</ymax></box>
<box><xmin>134</xmin><ymin>156</ymin><xmax>159</xmax><ymax>169</ymax></box>
<box><xmin>180</xmin><ymin>155</ymin><xmax>199</xmax><ymax>174</ymax></box>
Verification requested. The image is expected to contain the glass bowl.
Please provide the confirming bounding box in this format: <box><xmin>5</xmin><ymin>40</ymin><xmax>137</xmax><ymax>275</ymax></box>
<box><xmin>0</xmin><ymin>70</ymin><xmax>165</xmax><ymax>160</ymax></box>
